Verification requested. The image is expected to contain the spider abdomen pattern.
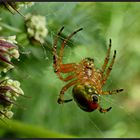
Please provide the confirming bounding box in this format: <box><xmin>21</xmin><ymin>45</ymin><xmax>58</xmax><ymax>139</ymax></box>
<box><xmin>72</xmin><ymin>84</ymin><xmax>99</xmax><ymax>112</ymax></box>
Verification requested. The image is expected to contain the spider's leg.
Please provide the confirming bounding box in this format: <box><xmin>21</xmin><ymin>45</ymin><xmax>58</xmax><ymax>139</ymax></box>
<box><xmin>55</xmin><ymin>63</ymin><xmax>78</xmax><ymax>82</ymax></box>
<box><xmin>59</xmin><ymin>27</ymin><xmax>83</xmax><ymax>64</ymax></box>
<box><xmin>57</xmin><ymin>80</ymin><xmax>78</xmax><ymax>104</ymax></box>
<box><xmin>98</xmin><ymin>105</ymin><xmax>112</xmax><ymax>113</ymax></box>
<box><xmin>53</xmin><ymin>26</ymin><xmax>64</xmax><ymax>72</ymax></box>
<box><xmin>53</xmin><ymin>27</ymin><xmax>79</xmax><ymax>82</ymax></box>
<box><xmin>57</xmin><ymin>73</ymin><xmax>77</xmax><ymax>82</ymax></box>
<box><xmin>59</xmin><ymin>63</ymin><xmax>77</xmax><ymax>73</ymax></box>
<box><xmin>56</xmin><ymin>27</ymin><xmax>83</xmax><ymax>80</ymax></box>
<box><xmin>101</xmin><ymin>50</ymin><xmax>116</xmax><ymax>86</ymax></box>
<box><xmin>101</xmin><ymin>88</ymin><xmax>124</xmax><ymax>95</ymax></box>
<box><xmin>101</xmin><ymin>39</ymin><xmax>111</xmax><ymax>76</ymax></box>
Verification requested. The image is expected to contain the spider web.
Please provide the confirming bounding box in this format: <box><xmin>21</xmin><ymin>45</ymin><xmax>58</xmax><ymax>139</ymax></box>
<box><xmin>1</xmin><ymin>2</ymin><xmax>139</xmax><ymax>138</ymax></box>
<box><xmin>38</xmin><ymin>3</ymin><xmax>138</xmax><ymax>138</ymax></box>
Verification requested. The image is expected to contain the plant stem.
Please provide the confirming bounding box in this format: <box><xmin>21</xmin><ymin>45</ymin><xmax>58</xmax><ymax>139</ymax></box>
<box><xmin>0</xmin><ymin>23</ymin><xmax>22</xmax><ymax>33</ymax></box>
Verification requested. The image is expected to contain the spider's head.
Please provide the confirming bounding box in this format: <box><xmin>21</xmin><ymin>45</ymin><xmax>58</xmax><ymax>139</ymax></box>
<box><xmin>72</xmin><ymin>84</ymin><xmax>112</xmax><ymax>113</ymax></box>
<box><xmin>83</xmin><ymin>57</ymin><xmax>94</xmax><ymax>69</ymax></box>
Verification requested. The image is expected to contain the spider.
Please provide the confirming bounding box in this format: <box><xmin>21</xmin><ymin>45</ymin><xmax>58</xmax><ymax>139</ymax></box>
<box><xmin>53</xmin><ymin>26</ymin><xmax>124</xmax><ymax>113</ymax></box>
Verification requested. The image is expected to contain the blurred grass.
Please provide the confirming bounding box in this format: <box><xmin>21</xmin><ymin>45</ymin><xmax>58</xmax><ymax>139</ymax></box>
<box><xmin>0</xmin><ymin>119</ymin><xmax>76</xmax><ymax>138</ymax></box>
<box><xmin>0</xmin><ymin>2</ymin><xmax>140</xmax><ymax>138</ymax></box>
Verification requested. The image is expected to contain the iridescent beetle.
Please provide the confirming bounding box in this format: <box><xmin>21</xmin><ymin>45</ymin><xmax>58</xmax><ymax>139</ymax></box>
<box><xmin>53</xmin><ymin>27</ymin><xmax>124</xmax><ymax>113</ymax></box>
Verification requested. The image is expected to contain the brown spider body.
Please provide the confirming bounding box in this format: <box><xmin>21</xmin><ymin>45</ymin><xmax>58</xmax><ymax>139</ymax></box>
<box><xmin>53</xmin><ymin>26</ymin><xmax>123</xmax><ymax>113</ymax></box>
<box><xmin>74</xmin><ymin>58</ymin><xmax>102</xmax><ymax>93</ymax></box>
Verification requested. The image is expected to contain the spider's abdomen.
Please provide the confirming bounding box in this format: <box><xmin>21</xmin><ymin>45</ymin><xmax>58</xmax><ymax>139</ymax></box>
<box><xmin>72</xmin><ymin>84</ymin><xmax>99</xmax><ymax>112</ymax></box>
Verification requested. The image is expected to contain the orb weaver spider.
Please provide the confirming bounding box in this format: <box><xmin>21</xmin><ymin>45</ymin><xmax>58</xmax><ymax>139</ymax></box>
<box><xmin>53</xmin><ymin>26</ymin><xmax>124</xmax><ymax>113</ymax></box>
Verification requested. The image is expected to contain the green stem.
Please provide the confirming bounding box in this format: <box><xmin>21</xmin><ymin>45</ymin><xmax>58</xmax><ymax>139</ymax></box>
<box><xmin>0</xmin><ymin>119</ymin><xmax>77</xmax><ymax>138</ymax></box>
<box><xmin>0</xmin><ymin>22</ymin><xmax>22</xmax><ymax>33</ymax></box>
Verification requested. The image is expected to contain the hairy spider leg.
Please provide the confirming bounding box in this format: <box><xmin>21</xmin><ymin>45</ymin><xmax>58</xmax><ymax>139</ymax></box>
<box><xmin>58</xmin><ymin>74</ymin><xmax>77</xmax><ymax>82</ymax></box>
<box><xmin>97</xmin><ymin>105</ymin><xmax>112</xmax><ymax>113</ymax></box>
<box><xmin>53</xmin><ymin>27</ymin><xmax>72</xmax><ymax>71</ymax></box>
<box><xmin>58</xmin><ymin>80</ymin><xmax>78</xmax><ymax>104</ymax></box>
<box><xmin>97</xmin><ymin>88</ymin><xmax>124</xmax><ymax>112</ymax></box>
<box><xmin>53</xmin><ymin>26</ymin><xmax>77</xmax><ymax>72</ymax></box>
<box><xmin>53</xmin><ymin>27</ymin><xmax>74</xmax><ymax>81</ymax></box>
<box><xmin>53</xmin><ymin>26</ymin><xmax>64</xmax><ymax>71</ymax></box>
<box><xmin>102</xmin><ymin>88</ymin><xmax>124</xmax><ymax>95</ymax></box>
<box><xmin>53</xmin><ymin>27</ymin><xmax>80</xmax><ymax>81</ymax></box>
<box><xmin>101</xmin><ymin>39</ymin><xmax>111</xmax><ymax>76</ymax></box>
<box><xmin>58</xmin><ymin>27</ymin><xmax>83</xmax><ymax>73</ymax></box>
<box><xmin>59</xmin><ymin>27</ymin><xmax>83</xmax><ymax>63</ymax></box>
<box><xmin>102</xmin><ymin>50</ymin><xmax>116</xmax><ymax>86</ymax></box>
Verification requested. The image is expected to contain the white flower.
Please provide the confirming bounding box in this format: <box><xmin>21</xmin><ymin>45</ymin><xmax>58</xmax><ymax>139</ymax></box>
<box><xmin>25</xmin><ymin>14</ymin><xmax>48</xmax><ymax>43</ymax></box>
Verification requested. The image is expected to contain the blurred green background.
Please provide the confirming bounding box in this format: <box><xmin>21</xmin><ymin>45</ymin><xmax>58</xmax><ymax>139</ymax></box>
<box><xmin>0</xmin><ymin>2</ymin><xmax>140</xmax><ymax>138</ymax></box>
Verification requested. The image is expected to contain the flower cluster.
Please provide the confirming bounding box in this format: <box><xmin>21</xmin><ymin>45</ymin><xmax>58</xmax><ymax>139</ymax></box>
<box><xmin>0</xmin><ymin>77</ymin><xmax>24</xmax><ymax>119</ymax></box>
<box><xmin>0</xmin><ymin>36</ymin><xmax>24</xmax><ymax>120</ymax></box>
<box><xmin>25</xmin><ymin>13</ymin><xmax>48</xmax><ymax>44</ymax></box>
